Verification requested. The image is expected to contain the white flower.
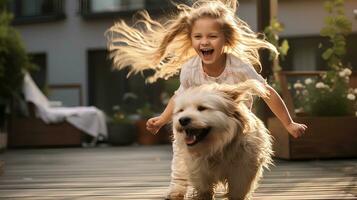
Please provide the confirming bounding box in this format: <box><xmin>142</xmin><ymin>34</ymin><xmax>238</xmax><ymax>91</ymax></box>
<box><xmin>315</xmin><ymin>82</ymin><xmax>325</xmax><ymax>89</ymax></box>
<box><xmin>339</xmin><ymin>71</ymin><xmax>346</xmax><ymax>77</ymax></box>
<box><xmin>293</xmin><ymin>81</ymin><xmax>304</xmax><ymax>89</ymax></box>
<box><xmin>347</xmin><ymin>93</ymin><xmax>356</xmax><ymax>101</ymax></box>
<box><xmin>304</xmin><ymin>78</ymin><xmax>313</xmax><ymax>85</ymax></box>
<box><xmin>339</xmin><ymin>68</ymin><xmax>352</xmax><ymax>78</ymax></box>
<box><xmin>343</xmin><ymin>68</ymin><xmax>352</xmax><ymax>76</ymax></box>
<box><xmin>294</xmin><ymin>107</ymin><xmax>304</xmax><ymax>113</ymax></box>
<box><xmin>302</xmin><ymin>90</ymin><xmax>308</xmax><ymax>96</ymax></box>
<box><xmin>345</xmin><ymin>76</ymin><xmax>350</xmax><ymax>83</ymax></box>
<box><xmin>354</xmin><ymin>88</ymin><xmax>357</xmax><ymax>94</ymax></box>
<box><xmin>355</xmin><ymin>111</ymin><xmax>357</xmax><ymax>117</ymax></box>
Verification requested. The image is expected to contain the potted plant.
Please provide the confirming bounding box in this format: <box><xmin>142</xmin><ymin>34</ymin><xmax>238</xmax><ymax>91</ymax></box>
<box><xmin>107</xmin><ymin>105</ymin><xmax>137</xmax><ymax>146</ymax></box>
<box><xmin>267</xmin><ymin>0</ymin><xmax>357</xmax><ymax>159</ymax></box>
<box><xmin>0</xmin><ymin>0</ymin><xmax>33</xmax><ymax>151</ymax></box>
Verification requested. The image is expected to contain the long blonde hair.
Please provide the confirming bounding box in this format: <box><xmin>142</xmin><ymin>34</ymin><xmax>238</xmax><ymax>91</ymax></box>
<box><xmin>106</xmin><ymin>0</ymin><xmax>278</xmax><ymax>83</ymax></box>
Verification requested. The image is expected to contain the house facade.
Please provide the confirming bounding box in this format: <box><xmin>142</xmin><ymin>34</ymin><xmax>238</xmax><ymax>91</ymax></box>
<box><xmin>11</xmin><ymin>0</ymin><xmax>357</xmax><ymax>115</ymax></box>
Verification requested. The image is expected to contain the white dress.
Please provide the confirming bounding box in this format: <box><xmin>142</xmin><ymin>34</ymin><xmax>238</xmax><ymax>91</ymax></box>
<box><xmin>175</xmin><ymin>53</ymin><xmax>266</xmax><ymax>107</ymax></box>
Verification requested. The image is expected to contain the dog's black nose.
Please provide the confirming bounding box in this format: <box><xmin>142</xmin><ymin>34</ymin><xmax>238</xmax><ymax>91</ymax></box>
<box><xmin>179</xmin><ymin>117</ymin><xmax>191</xmax><ymax>126</ymax></box>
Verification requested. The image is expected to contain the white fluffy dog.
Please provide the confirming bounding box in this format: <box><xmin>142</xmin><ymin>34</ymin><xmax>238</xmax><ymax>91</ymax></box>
<box><xmin>172</xmin><ymin>80</ymin><xmax>273</xmax><ymax>200</ymax></box>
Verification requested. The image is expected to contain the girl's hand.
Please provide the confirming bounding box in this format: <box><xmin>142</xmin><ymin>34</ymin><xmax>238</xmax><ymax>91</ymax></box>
<box><xmin>146</xmin><ymin>116</ymin><xmax>166</xmax><ymax>134</ymax></box>
<box><xmin>285</xmin><ymin>122</ymin><xmax>307</xmax><ymax>138</ymax></box>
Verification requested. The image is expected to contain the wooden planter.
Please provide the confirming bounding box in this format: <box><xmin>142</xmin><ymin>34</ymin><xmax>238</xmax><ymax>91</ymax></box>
<box><xmin>268</xmin><ymin>116</ymin><xmax>357</xmax><ymax>159</ymax></box>
<box><xmin>268</xmin><ymin>71</ymin><xmax>357</xmax><ymax>159</ymax></box>
<box><xmin>135</xmin><ymin>119</ymin><xmax>172</xmax><ymax>145</ymax></box>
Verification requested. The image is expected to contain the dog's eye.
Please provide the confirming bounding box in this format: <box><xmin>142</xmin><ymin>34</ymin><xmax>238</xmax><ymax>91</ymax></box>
<box><xmin>177</xmin><ymin>109</ymin><xmax>184</xmax><ymax>113</ymax></box>
<box><xmin>197</xmin><ymin>106</ymin><xmax>207</xmax><ymax>111</ymax></box>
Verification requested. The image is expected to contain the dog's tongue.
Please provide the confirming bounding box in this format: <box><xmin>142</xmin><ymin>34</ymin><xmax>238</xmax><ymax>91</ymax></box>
<box><xmin>185</xmin><ymin>134</ymin><xmax>196</xmax><ymax>145</ymax></box>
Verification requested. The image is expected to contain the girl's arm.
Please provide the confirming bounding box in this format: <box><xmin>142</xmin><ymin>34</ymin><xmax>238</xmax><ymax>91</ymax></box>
<box><xmin>263</xmin><ymin>84</ymin><xmax>307</xmax><ymax>138</ymax></box>
<box><xmin>146</xmin><ymin>96</ymin><xmax>175</xmax><ymax>134</ymax></box>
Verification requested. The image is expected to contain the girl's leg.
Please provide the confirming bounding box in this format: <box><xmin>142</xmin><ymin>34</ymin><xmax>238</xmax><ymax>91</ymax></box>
<box><xmin>165</xmin><ymin>139</ymin><xmax>188</xmax><ymax>199</ymax></box>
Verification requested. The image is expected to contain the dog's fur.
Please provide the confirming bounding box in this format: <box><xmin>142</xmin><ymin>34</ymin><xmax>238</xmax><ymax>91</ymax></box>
<box><xmin>172</xmin><ymin>80</ymin><xmax>273</xmax><ymax>200</ymax></box>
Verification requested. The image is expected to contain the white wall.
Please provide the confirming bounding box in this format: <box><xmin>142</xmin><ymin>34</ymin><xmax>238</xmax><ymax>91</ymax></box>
<box><xmin>279</xmin><ymin>0</ymin><xmax>357</xmax><ymax>37</ymax></box>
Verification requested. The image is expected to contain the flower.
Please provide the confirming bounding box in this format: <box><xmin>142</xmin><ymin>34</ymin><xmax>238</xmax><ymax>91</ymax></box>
<box><xmin>338</xmin><ymin>68</ymin><xmax>352</xmax><ymax>78</ymax></box>
<box><xmin>343</xmin><ymin>68</ymin><xmax>352</xmax><ymax>76</ymax></box>
<box><xmin>347</xmin><ymin>93</ymin><xmax>356</xmax><ymax>101</ymax></box>
<box><xmin>293</xmin><ymin>81</ymin><xmax>304</xmax><ymax>89</ymax></box>
<box><xmin>304</xmin><ymin>78</ymin><xmax>313</xmax><ymax>85</ymax></box>
<box><xmin>315</xmin><ymin>82</ymin><xmax>326</xmax><ymax>89</ymax></box>
<box><xmin>111</xmin><ymin>105</ymin><xmax>132</xmax><ymax>124</ymax></box>
<box><xmin>292</xmin><ymin>70</ymin><xmax>356</xmax><ymax>116</ymax></box>
<box><xmin>294</xmin><ymin>107</ymin><xmax>304</xmax><ymax>113</ymax></box>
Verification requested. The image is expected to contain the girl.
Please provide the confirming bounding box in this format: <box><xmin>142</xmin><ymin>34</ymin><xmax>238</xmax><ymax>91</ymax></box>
<box><xmin>106</xmin><ymin>0</ymin><xmax>307</xmax><ymax>198</ymax></box>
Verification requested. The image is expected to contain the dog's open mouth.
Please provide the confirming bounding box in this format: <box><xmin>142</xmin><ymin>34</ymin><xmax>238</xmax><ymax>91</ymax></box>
<box><xmin>184</xmin><ymin>127</ymin><xmax>211</xmax><ymax>146</ymax></box>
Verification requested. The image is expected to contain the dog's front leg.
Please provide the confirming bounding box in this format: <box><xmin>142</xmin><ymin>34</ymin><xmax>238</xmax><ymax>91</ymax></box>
<box><xmin>185</xmin><ymin>176</ymin><xmax>214</xmax><ymax>200</ymax></box>
<box><xmin>227</xmin><ymin>165</ymin><xmax>263</xmax><ymax>200</ymax></box>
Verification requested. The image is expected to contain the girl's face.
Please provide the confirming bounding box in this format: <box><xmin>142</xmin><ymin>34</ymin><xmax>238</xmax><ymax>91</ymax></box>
<box><xmin>191</xmin><ymin>17</ymin><xmax>226</xmax><ymax>68</ymax></box>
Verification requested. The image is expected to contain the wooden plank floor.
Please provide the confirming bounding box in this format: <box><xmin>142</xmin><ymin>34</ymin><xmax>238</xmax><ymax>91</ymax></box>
<box><xmin>0</xmin><ymin>145</ymin><xmax>356</xmax><ymax>199</ymax></box>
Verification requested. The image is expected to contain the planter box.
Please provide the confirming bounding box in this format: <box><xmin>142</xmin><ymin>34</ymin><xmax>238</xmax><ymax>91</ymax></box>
<box><xmin>135</xmin><ymin>120</ymin><xmax>172</xmax><ymax>145</ymax></box>
<box><xmin>268</xmin><ymin>116</ymin><xmax>357</xmax><ymax>159</ymax></box>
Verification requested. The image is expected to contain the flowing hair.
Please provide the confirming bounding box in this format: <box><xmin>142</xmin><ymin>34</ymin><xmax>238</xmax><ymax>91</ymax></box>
<box><xmin>106</xmin><ymin>0</ymin><xmax>278</xmax><ymax>83</ymax></box>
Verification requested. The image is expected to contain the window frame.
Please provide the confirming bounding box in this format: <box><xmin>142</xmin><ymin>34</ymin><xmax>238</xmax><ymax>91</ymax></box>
<box><xmin>10</xmin><ymin>0</ymin><xmax>65</xmax><ymax>25</ymax></box>
<box><xmin>79</xmin><ymin>0</ymin><xmax>179</xmax><ymax>19</ymax></box>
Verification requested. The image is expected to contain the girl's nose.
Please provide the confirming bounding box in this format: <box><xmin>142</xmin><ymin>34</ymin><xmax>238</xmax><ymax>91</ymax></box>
<box><xmin>201</xmin><ymin>38</ymin><xmax>209</xmax><ymax>45</ymax></box>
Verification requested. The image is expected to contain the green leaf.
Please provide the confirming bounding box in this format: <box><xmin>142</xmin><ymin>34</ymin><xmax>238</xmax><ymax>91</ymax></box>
<box><xmin>320</xmin><ymin>27</ymin><xmax>334</xmax><ymax>37</ymax></box>
<box><xmin>322</xmin><ymin>48</ymin><xmax>334</xmax><ymax>60</ymax></box>
<box><xmin>334</xmin><ymin>46</ymin><xmax>346</xmax><ymax>56</ymax></box>
<box><xmin>324</xmin><ymin>1</ymin><xmax>333</xmax><ymax>13</ymax></box>
<box><xmin>279</xmin><ymin>40</ymin><xmax>289</xmax><ymax>56</ymax></box>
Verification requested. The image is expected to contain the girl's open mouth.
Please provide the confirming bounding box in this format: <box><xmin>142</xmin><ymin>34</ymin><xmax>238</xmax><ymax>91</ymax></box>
<box><xmin>201</xmin><ymin>49</ymin><xmax>214</xmax><ymax>56</ymax></box>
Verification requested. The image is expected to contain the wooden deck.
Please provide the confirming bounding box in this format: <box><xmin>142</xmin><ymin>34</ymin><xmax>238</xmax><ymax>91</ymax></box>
<box><xmin>0</xmin><ymin>145</ymin><xmax>356</xmax><ymax>199</ymax></box>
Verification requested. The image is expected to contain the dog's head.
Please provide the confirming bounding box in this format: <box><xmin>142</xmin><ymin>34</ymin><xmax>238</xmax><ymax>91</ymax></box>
<box><xmin>173</xmin><ymin>80</ymin><xmax>269</xmax><ymax>155</ymax></box>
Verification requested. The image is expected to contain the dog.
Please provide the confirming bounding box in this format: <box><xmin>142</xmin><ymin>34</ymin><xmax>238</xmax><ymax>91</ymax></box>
<box><xmin>172</xmin><ymin>80</ymin><xmax>273</xmax><ymax>200</ymax></box>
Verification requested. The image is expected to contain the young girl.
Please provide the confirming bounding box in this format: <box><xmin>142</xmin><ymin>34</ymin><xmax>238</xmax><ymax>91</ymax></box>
<box><xmin>107</xmin><ymin>0</ymin><xmax>307</xmax><ymax>198</ymax></box>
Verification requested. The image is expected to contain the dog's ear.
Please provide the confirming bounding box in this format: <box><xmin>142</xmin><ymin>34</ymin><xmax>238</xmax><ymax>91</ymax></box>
<box><xmin>217</xmin><ymin>80</ymin><xmax>270</xmax><ymax>103</ymax></box>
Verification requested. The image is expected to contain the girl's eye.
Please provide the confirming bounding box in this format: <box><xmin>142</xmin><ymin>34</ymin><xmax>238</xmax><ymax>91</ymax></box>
<box><xmin>193</xmin><ymin>35</ymin><xmax>201</xmax><ymax>39</ymax></box>
<box><xmin>209</xmin><ymin>35</ymin><xmax>217</xmax><ymax>38</ymax></box>
<box><xmin>197</xmin><ymin>106</ymin><xmax>207</xmax><ymax>111</ymax></box>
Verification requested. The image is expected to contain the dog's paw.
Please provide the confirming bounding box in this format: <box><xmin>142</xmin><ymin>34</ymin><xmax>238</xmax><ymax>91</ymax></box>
<box><xmin>184</xmin><ymin>186</ymin><xmax>213</xmax><ymax>200</ymax></box>
<box><xmin>164</xmin><ymin>192</ymin><xmax>184</xmax><ymax>200</ymax></box>
<box><xmin>164</xmin><ymin>184</ymin><xmax>186</xmax><ymax>200</ymax></box>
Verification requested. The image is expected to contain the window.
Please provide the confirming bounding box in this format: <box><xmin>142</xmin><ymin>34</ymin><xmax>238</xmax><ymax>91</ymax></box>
<box><xmin>90</xmin><ymin>0</ymin><xmax>145</xmax><ymax>13</ymax></box>
<box><xmin>80</xmin><ymin>0</ymin><xmax>189</xmax><ymax>19</ymax></box>
<box><xmin>10</xmin><ymin>0</ymin><xmax>65</xmax><ymax>24</ymax></box>
<box><xmin>281</xmin><ymin>34</ymin><xmax>357</xmax><ymax>71</ymax></box>
<box><xmin>87</xmin><ymin>50</ymin><xmax>165</xmax><ymax>115</ymax></box>
<box><xmin>29</xmin><ymin>53</ymin><xmax>47</xmax><ymax>92</ymax></box>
